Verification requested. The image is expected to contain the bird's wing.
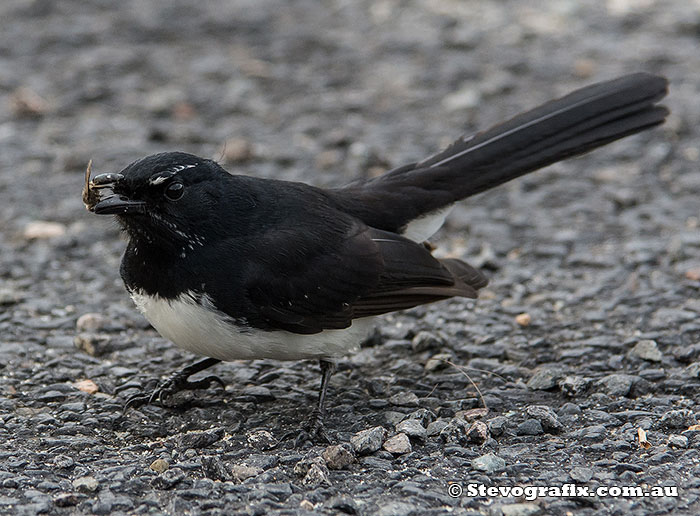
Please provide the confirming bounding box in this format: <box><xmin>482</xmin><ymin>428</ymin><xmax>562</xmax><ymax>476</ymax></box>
<box><xmin>240</xmin><ymin>219</ymin><xmax>486</xmax><ymax>334</ymax></box>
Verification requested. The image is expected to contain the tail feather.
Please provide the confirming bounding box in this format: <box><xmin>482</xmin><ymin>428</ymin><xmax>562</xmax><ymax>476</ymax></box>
<box><xmin>335</xmin><ymin>72</ymin><xmax>668</xmax><ymax>234</ymax></box>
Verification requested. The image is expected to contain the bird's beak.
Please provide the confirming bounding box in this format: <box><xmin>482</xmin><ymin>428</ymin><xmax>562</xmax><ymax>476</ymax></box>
<box><xmin>87</xmin><ymin>173</ymin><xmax>146</xmax><ymax>215</ymax></box>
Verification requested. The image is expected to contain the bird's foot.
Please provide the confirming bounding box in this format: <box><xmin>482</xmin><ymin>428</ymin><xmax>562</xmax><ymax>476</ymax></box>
<box><xmin>120</xmin><ymin>358</ymin><xmax>224</xmax><ymax>412</ymax></box>
<box><xmin>281</xmin><ymin>409</ymin><xmax>332</xmax><ymax>447</ymax></box>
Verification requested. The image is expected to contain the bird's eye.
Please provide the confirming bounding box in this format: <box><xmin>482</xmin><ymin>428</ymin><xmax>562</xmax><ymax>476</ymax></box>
<box><xmin>164</xmin><ymin>181</ymin><xmax>184</xmax><ymax>201</ymax></box>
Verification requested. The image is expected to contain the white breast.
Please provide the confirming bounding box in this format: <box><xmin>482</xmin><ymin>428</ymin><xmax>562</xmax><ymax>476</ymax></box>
<box><xmin>129</xmin><ymin>290</ymin><xmax>373</xmax><ymax>361</ymax></box>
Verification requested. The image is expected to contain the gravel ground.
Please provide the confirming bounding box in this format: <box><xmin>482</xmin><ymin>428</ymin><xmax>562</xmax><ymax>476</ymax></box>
<box><xmin>1</xmin><ymin>1</ymin><xmax>699</xmax><ymax>515</ymax></box>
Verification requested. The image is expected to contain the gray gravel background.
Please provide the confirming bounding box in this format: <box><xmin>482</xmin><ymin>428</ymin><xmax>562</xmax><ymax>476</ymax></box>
<box><xmin>1</xmin><ymin>1</ymin><xmax>699</xmax><ymax>515</ymax></box>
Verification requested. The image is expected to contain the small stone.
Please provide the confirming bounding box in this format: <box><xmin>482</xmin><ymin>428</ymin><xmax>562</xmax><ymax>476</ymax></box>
<box><xmin>396</xmin><ymin>419</ymin><xmax>427</xmax><ymax>440</ymax></box>
<box><xmin>73</xmin><ymin>476</ymin><xmax>99</xmax><ymax>493</ymax></box>
<box><xmin>526</xmin><ymin>368</ymin><xmax>560</xmax><ymax>390</ymax></box>
<box><xmin>459</xmin><ymin>407</ymin><xmax>490</xmax><ymax>421</ymax></box>
<box><xmin>472</xmin><ymin>453</ymin><xmax>506</xmax><ymax>473</ymax></box>
<box><xmin>149</xmin><ymin>459</ymin><xmax>169</xmax><ymax>473</ymax></box>
<box><xmin>425</xmin><ymin>353</ymin><xmax>452</xmax><ymax>372</ymax></box>
<box><xmin>442</xmin><ymin>86</ymin><xmax>480</xmax><ymax>111</ymax></box>
<box><xmin>241</xmin><ymin>385</ymin><xmax>275</xmax><ymax>401</ymax></box>
<box><xmin>488</xmin><ymin>416</ymin><xmax>508</xmax><ymax>437</ymax></box>
<box><xmin>383</xmin><ymin>433</ymin><xmax>412</xmax><ymax>455</ymax></box>
<box><xmin>686</xmin><ymin>268</ymin><xmax>700</xmax><ymax>281</ymax></box>
<box><xmin>515</xmin><ymin>313</ymin><xmax>532</xmax><ymax>326</ymax></box>
<box><xmin>559</xmin><ymin>376</ymin><xmax>591</xmax><ymax>397</ymax></box>
<box><xmin>500</xmin><ymin>503</ymin><xmax>541</xmax><ymax>516</ymax></box>
<box><xmin>10</xmin><ymin>86</ymin><xmax>49</xmax><ymax>116</ymax></box>
<box><xmin>629</xmin><ymin>340</ymin><xmax>663</xmax><ymax>362</ymax></box>
<box><xmin>668</xmin><ymin>434</ymin><xmax>689</xmax><ymax>448</ymax></box>
<box><xmin>180</xmin><ymin>428</ymin><xmax>224</xmax><ymax>449</ymax></box>
<box><xmin>659</xmin><ymin>409</ymin><xmax>697</xmax><ymax>430</ymax></box>
<box><xmin>526</xmin><ymin>405</ymin><xmax>563</xmax><ymax>433</ymax></box>
<box><xmin>73</xmin><ymin>333</ymin><xmax>112</xmax><ymax>357</ymax></box>
<box><xmin>427</xmin><ymin>419</ymin><xmax>449</xmax><ymax>437</ymax></box>
<box><xmin>303</xmin><ymin>463</ymin><xmax>331</xmax><ymax>487</ymax></box>
<box><xmin>350</xmin><ymin>426</ymin><xmax>387</xmax><ymax>455</ymax></box>
<box><xmin>201</xmin><ymin>457</ymin><xmax>232</xmax><ymax>481</ymax></box>
<box><xmin>322</xmin><ymin>443</ymin><xmax>355</xmax><ymax>470</ymax></box>
<box><xmin>24</xmin><ymin>220</ymin><xmax>66</xmax><ymax>239</ymax></box>
<box><xmin>516</xmin><ymin>419</ymin><xmax>543</xmax><ymax>436</ymax></box>
<box><xmin>325</xmin><ymin>495</ymin><xmax>358</xmax><ymax>515</ymax></box>
<box><xmin>597</xmin><ymin>374</ymin><xmax>635</xmax><ymax>397</ymax></box>
<box><xmin>76</xmin><ymin>313</ymin><xmax>108</xmax><ymax>332</ymax></box>
<box><xmin>569</xmin><ymin>466</ymin><xmax>594</xmax><ymax>482</ymax></box>
<box><xmin>231</xmin><ymin>464</ymin><xmax>263</xmax><ymax>482</ymax></box>
<box><xmin>388</xmin><ymin>391</ymin><xmax>420</xmax><ymax>407</ymax></box>
<box><xmin>411</xmin><ymin>331</ymin><xmax>446</xmax><ymax>352</ymax></box>
<box><xmin>684</xmin><ymin>362</ymin><xmax>700</xmax><ymax>378</ymax></box>
<box><xmin>299</xmin><ymin>500</ymin><xmax>315</xmax><ymax>511</ymax></box>
<box><xmin>151</xmin><ymin>468</ymin><xmax>185</xmax><ymax>489</ymax></box>
<box><xmin>53</xmin><ymin>493</ymin><xmax>81</xmax><ymax>507</ymax></box>
<box><xmin>246</xmin><ymin>429</ymin><xmax>276</xmax><ymax>450</ymax></box>
<box><xmin>404</xmin><ymin>408</ymin><xmax>434</xmax><ymax>427</ymax></box>
<box><xmin>222</xmin><ymin>138</ymin><xmax>254</xmax><ymax>163</ymax></box>
<box><xmin>73</xmin><ymin>379</ymin><xmax>99</xmax><ymax>395</ymax></box>
<box><xmin>439</xmin><ymin>418</ymin><xmax>470</xmax><ymax>445</ymax></box>
<box><xmin>649</xmin><ymin>308</ymin><xmax>696</xmax><ymax>329</ymax></box>
<box><xmin>465</xmin><ymin>421</ymin><xmax>489</xmax><ymax>444</ymax></box>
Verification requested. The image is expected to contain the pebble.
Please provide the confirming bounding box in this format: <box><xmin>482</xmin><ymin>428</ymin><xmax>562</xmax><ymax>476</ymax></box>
<box><xmin>668</xmin><ymin>434</ymin><xmax>689</xmax><ymax>448</ymax></box>
<box><xmin>73</xmin><ymin>379</ymin><xmax>99</xmax><ymax>394</ymax></box>
<box><xmin>246</xmin><ymin>430</ymin><xmax>276</xmax><ymax>451</ymax></box>
<box><xmin>72</xmin><ymin>476</ymin><xmax>99</xmax><ymax>493</ymax></box>
<box><xmin>395</xmin><ymin>419</ymin><xmax>427</xmax><ymax>440</ymax></box>
<box><xmin>383</xmin><ymin>433</ymin><xmax>412</xmax><ymax>454</ymax></box>
<box><xmin>629</xmin><ymin>340</ymin><xmax>663</xmax><ymax>362</ymax></box>
<box><xmin>516</xmin><ymin>419</ymin><xmax>544</xmax><ymax>436</ymax></box>
<box><xmin>149</xmin><ymin>459</ymin><xmax>169</xmax><ymax>473</ymax></box>
<box><xmin>569</xmin><ymin>466</ymin><xmax>594</xmax><ymax>482</ymax></box>
<box><xmin>526</xmin><ymin>405</ymin><xmax>563</xmax><ymax>434</ymax></box>
<box><xmin>659</xmin><ymin>409</ymin><xmax>697</xmax><ymax>429</ymax></box>
<box><xmin>427</xmin><ymin>419</ymin><xmax>450</xmax><ymax>437</ymax></box>
<box><xmin>515</xmin><ymin>313</ymin><xmax>532</xmax><ymax>326</ymax></box>
<box><xmin>526</xmin><ymin>368</ymin><xmax>560</xmax><ymax>390</ymax></box>
<box><xmin>411</xmin><ymin>330</ymin><xmax>446</xmax><ymax>352</ymax></box>
<box><xmin>472</xmin><ymin>453</ymin><xmax>506</xmax><ymax>474</ymax></box>
<box><xmin>322</xmin><ymin>444</ymin><xmax>355</xmax><ymax>470</ymax></box>
<box><xmin>465</xmin><ymin>421</ymin><xmax>489</xmax><ymax>444</ymax></box>
<box><xmin>151</xmin><ymin>468</ymin><xmax>185</xmax><ymax>489</ymax></box>
<box><xmin>596</xmin><ymin>374</ymin><xmax>636</xmax><ymax>397</ymax></box>
<box><xmin>180</xmin><ymin>428</ymin><xmax>224</xmax><ymax>449</ymax></box>
<box><xmin>350</xmin><ymin>427</ymin><xmax>387</xmax><ymax>455</ymax></box>
<box><xmin>425</xmin><ymin>353</ymin><xmax>452</xmax><ymax>372</ymax></box>
<box><xmin>488</xmin><ymin>416</ymin><xmax>509</xmax><ymax>437</ymax></box>
<box><xmin>500</xmin><ymin>503</ymin><xmax>541</xmax><ymax>516</ymax></box>
<box><xmin>388</xmin><ymin>391</ymin><xmax>420</xmax><ymax>407</ymax></box>
<box><xmin>231</xmin><ymin>464</ymin><xmax>263</xmax><ymax>482</ymax></box>
<box><xmin>23</xmin><ymin>221</ymin><xmax>66</xmax><ymax>239</ymax></box>
<box><xmin>76</xmin><ymin>313</ymin><xmax>109</xmax><ymax>332</ymax></box>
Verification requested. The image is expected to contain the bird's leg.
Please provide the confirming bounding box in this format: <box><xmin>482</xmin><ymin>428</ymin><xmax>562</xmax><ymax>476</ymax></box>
<box><xmin>311</xmin><ymin>359</ymin><xmax>336</xmax><ymax>430</ymax></box>
<box><xmin>121</xmin><ymin>357</ymin><xmax>225</xmax><ymax>411</ymax></box>
<box><xmin>291</xmin><ymin>359</ymin><xmax>336</xmax><ymax>446</ymax></box>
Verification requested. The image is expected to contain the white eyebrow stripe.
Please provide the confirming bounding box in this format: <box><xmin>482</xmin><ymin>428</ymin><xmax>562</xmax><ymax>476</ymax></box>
<box><xmin>148</xmin><ymin>163</ymin><xmax>198</xmax><ymax>185</ymax></box>
<box><xmin>149</xmin><ymin>175</ymin><xmax>170</xmax><ymax>185</ymax></box>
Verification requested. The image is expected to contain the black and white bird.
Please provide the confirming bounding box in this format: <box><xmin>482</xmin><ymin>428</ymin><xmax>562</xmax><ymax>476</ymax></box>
<box><xmin>87</xmin><ymin>73</ymin><xmax>668</xmax><ymax>436</ymax></box>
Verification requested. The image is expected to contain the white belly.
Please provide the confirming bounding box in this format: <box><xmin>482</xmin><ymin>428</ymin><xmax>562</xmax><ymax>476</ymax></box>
<box><xmin>129</xmin><ymin>290</ymin><xmax>373</xmax><ymax>361</ymax></box>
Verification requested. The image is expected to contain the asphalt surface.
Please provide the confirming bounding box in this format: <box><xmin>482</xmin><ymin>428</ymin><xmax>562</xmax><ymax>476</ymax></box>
<box><xmin>1</xmin><ymin>1</ymin><xmax>699</xmax><ymax>515</ymax></box>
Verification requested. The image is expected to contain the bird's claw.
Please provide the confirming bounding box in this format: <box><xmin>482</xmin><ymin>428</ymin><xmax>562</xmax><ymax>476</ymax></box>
<box><xmin>121</xmin><ymin>373</ymin><xmax>225</xmax><ymax>412</ymax></box>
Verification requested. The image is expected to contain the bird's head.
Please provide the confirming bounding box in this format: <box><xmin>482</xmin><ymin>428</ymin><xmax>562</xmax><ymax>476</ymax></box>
<box><xmin>86</xmin><ymin>152</ymin><xmax>238</xmax><ymax>249</ymax></box>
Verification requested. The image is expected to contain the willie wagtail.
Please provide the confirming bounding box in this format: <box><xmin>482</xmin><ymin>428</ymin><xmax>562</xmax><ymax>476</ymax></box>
<box><xmin>84</xmin><ymin>72</ymin><xmax>668</xmax><ymax>437</ymax></box>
